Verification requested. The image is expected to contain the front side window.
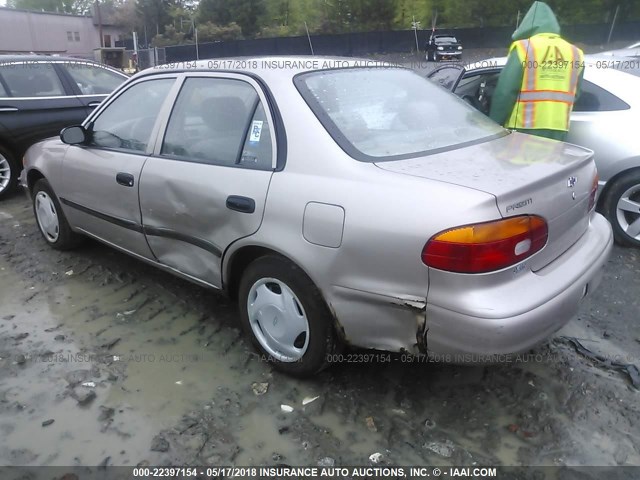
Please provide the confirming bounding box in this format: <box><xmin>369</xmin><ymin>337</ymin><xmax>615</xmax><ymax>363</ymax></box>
<box><xmin>67</xmin><ymin>31</ymin><xmax>73</xmax><ymax>41</ymax></box>
<box><xmin>90</xmin><ymin>78</ymin><xmax>174</xmax><ymax>152</ymax></box>
<box><xmin>0</xmin><ymin>63</ymin><xmax>65</xmax><ymax>97</ymax></box>
<box><xmin>161</xmin><ymin>77</ymin><xmax>273</xmax><ymax>169</ymax></box>
<box><xmin>296</xmin><ymin>67</ymin><xmax>504</xmax><ymax>161</ymax></box>
<box><xmin>65</xmin><ymin>63</ymin><xmax>126</xmax><ymax>95</ymax></box>
<box><xmin>74</xmin><ymin>32</ymin><xmax>80</xmax><ymax>42</ymax></box>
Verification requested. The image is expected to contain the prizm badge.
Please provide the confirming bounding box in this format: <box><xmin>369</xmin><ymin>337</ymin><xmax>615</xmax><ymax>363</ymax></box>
<box><xmin>567</xmin><ymin>176</ymin><xmax>578</xmax><ymax>188</ymax></box>
<box><xmin>506</xmin><ymin>198</ymin><xmax>532</xmax><ymax>213</ymax></box>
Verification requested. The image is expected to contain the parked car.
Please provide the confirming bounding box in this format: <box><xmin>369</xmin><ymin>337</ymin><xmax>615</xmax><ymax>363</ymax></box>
<box><xmin>584</xmin><ymin>53</ymin><xmax>640</xmax><ymax>77</ymax></box>
<box><xmin>599</xmin><ymin>41</ymin><xmax>640</xmax><ymax>58</ymax></box>
<box><xmin>426</xmin><ymin>33</ymin><xmax>463</xmax><ymax>62</ymax></box>
<box><xmin>0</xmin><ymin>55</ymin><xmax>128</xmax><ymax>200</ymax></box>
<box><xmin>22</xmin><ymin>58</ymin><xmax>612</xmax><ymax>376</ymax></box>
<box><xmin>428</xmin><ymin>58</ymin><xmax>640</xmax><ymax>247</ymax></box>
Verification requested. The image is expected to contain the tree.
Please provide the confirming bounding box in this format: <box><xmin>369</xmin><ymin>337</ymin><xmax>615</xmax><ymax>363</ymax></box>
<box><xmin>196</xmin><ymin>21</ymin><xmax>244</xmax><ymax>41</ymax></box>
<box><xmin>197</xmin><ymin>0</ymin><xmax>265</xmax><ymax>37</ymax></box>
<box><xmin>136</xmin><ymin>0</ymin><xmax>177</xmax><ymax>42</ymax></box>
<box><xmin>8</xmin><ymin>0</ymin><xmax>92</xmax><ymax>14</ymax></box>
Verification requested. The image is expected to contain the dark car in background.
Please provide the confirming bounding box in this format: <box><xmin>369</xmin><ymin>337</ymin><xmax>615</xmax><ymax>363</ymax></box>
<box><xmin>0</xmin><ymin>55</ymin><xmax>127</xmax><ymax>199</ymax></box>
<box><xmin>425</xmin><ymin>34</ymin><xmax>463</xmax><ymax>62</ymax></box>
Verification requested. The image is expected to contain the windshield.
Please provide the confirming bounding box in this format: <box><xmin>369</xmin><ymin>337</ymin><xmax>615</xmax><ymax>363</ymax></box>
<box><xmin>436</xmin><ymin>36</ymin><xmax>458</xmax><ymax>43</ymax></box>
<box><xmin>295</xmin><ymin>67</ymin><xmax>504</xmax><ymax>162</ymax></box>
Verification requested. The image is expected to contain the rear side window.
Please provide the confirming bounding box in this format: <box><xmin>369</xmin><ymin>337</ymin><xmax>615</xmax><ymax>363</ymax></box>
<box><xmin>573</xmin><ymin>80</ymin><xmax>630</xmax><ymax>112</ymax></box>
<box><xmin>296</xmin><ymin>67</ymin><xmax>504</xmax><ymax>162</ymax></box>
<box><xmin>161</xmin><ymin>77</ymin><xmax>273</xmax><ymax>170</ymax></box>
<box><xmin>0</xmin><ymin>80</ymin><xmax>7</xmax><ymax>97</ymax></box>
<box><xmin>0</xmin><ymin>63</ymin><xmax>65</xmax><ymax>97</ymax></box>
<box><xmin>64</xmin><ymin>63</ymin><xmax>126</xmax><ymax>95</ymax></box>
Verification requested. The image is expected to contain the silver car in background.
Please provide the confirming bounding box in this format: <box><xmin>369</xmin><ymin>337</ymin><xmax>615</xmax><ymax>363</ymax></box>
<box><xmin>21</xmin><ymin>58</ymin><xmax>612</xmax><ymax>376</ymax></box>
<box><xmin>599</xmin><ymin>41</ymin><xmax>640</xmax><ymax>59</ymax></box>
<box><xmin>430</xmin><ymin>59</ymin><xmax>640</xmax><ymax>247</ymax></box>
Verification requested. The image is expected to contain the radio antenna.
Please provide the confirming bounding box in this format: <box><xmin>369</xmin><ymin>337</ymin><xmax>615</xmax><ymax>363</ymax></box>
<box><xmin>305</xmin><ymin>22</ymin><xmax>315</xmax><ymax>55</ymax></box>
<box><xmin>513</xmin><ymin>2</ymin><xmax>539</xmax><ymax>133</ymax></box>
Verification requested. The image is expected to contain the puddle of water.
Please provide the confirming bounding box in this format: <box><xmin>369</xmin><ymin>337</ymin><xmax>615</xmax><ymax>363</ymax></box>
<box><xmin>0</xmin><ymin>254</ymin><xmax>252</xmax><ymax>465</ymax></box>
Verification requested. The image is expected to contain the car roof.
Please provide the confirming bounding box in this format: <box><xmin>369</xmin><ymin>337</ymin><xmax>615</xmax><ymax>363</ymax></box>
<box><xmin>0</xmin><ymin>54</ymin><xmax>102</xmax><ymax>63</ymax></box>
<box><xmin>133</xmin><ymin>56</ymin><xmax>403</xmax><ymax>81</ymax></box>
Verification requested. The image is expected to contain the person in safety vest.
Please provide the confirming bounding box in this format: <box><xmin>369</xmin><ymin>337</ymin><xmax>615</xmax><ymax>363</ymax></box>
<box><xmin>489</xmin><ymin>1</ymin><xmax>584</xmax><ymax>141</ymax></box>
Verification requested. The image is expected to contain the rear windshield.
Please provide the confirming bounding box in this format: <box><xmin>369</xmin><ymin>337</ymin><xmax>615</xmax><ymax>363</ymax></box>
<box><xmin>295</xmin><ymin>67</ymin><xmax>504</xmax><ymax>162</ymax></box>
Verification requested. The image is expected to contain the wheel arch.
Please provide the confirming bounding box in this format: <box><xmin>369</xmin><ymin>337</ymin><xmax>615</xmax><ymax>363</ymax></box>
<box><xmin>26</xmin><ymin>168</ymin><xmax>46</xmax><ymax>195</ymax></box>
<box><xmin>224</xmin><ymin>244</ymin><xmax>318</xmax><ymax>301</ymax></box>
<box><xmin>597</xmin><ymin>164</ymin><xmax>640</xmax><ymax>211</ymax></box>
<box><xmin>223</xmin><ymin>243</ymin><xmax>346</xmax><ymax>339</ymax></box>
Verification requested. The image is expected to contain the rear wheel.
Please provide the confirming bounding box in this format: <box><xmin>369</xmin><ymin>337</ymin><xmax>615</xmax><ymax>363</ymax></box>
<box><xmin>32</xmin><ymin>179</ymin><xmax>83</xmax><ymax>250</ymax></box>
<box><xmin>602</xmin><ymin>171</ymin><xmax>640</xmax><ymax>247</ymax></box>
<box><xmin>0</xmin><ymin>146</ymin><xmax>19</xmax><ymax>200</ymax></box>
<box><xmin>238</xmin><ymin>255</ymin><xmax>340</xmax><ymax>377</ymax></box>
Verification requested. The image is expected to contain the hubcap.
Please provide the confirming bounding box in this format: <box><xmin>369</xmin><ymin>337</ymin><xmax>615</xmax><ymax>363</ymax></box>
<box><xmin>35</xmin><ymin>191</ymin><xmax>60</xmax><ymax>243</ymax></box>
<box><xmin>616</xmin><ymin>184</ymin><xmax>640</xmax><ymax>242</ymax></box>
<box><xmin>0</xmin><ymin>154</ymin><xmax>11</xmax><ymax>193</ymax></box>
<box><xmin>247</xmin><ymin>278</ymin><xmax>310</xmax><ymax>362</ymax></box>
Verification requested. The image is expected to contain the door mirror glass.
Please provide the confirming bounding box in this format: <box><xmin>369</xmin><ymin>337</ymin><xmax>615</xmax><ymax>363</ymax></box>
<box><xmin>60</xmin><ymin>125</ymin><xmax>88</xmax><ymax>145</ymax></box>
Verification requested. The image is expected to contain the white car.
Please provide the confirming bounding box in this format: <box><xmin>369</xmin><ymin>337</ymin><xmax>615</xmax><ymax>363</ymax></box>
<box><xmin>429</xmin><ymin>58</ymin><xmax>640</xmax><ymax>247</ymax></box>
<box><xmin>599</xmin><ymin>41</ymin><xmax>640</xmax><ymax>58</ymax></box>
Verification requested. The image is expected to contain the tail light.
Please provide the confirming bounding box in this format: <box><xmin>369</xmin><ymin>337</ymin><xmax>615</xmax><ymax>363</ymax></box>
<box><xmin>588</xmin><ymin>172</ymin><xmax>599</xmax><ymax>211</ymax></box>
<box><xmin>422</xmin><ymin>215</ymin><xmax>548</xmax><ymax>274</ymax></box>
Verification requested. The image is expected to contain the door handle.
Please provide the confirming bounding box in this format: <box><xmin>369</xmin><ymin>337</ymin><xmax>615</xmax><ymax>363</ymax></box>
<box><xmin>88</xmin><ymin>101</ymin><xmax>102</xmax><ymax>108</ymax></box>
<box><xmin>226</xmin><ymin>195</ymin><xmax>255</xmax><ymax>214</ymax></box>
<box><xmin>116</xmin><ymin>172</ymin><xmax>135</xmax><ymax>187</ymax></box>
<box><xmin>0</xmin><ymin>107</ymin><xmax>18</xmax><ymax>112</ymax></box>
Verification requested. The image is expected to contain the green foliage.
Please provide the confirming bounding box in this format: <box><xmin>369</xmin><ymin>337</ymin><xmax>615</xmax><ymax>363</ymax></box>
<box><xmin>8</xmin><ymin>0</ymin><xmax>92</xmax><ymax>14</ymax></box>
<box><xmin>137</xmin><ymin>0</ymin><xmax>176</xmax><ymax>38</ymax></box>
<box><xmin>7</xmin><ymin>0</ymin><xmax>639</xmax><ymax>44</ymax></box>
<box><xmin>196</xmin><ymin>21</ymin><xmax>244</xmax><ymax>41</ymax></box>
<box><xmin>197</xmin><ymin>0</ymin><xmax>265</xmax><ymax>36</ymax></box>
<box><xmin>151</xmin><ymin>24</ymin><xmax>185</xmax><ymax>46</ymax></box>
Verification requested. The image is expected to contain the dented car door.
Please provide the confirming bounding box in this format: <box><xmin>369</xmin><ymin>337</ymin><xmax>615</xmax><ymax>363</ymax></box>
<box><xmin>139</xmin><ymin>74</ymin><xmax>276</xmax><ymax>288</ymax></box>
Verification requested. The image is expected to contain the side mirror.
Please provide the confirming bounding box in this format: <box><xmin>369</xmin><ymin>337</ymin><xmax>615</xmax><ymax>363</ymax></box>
<box><xmin>60</xmin><ymin>125</ymin><xmax>88</xmax><ymax>145</ymax></box>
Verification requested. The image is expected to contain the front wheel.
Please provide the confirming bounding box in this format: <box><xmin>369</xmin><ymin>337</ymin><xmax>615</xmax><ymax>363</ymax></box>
<box><xmin>0</xmin><ymin>146</ymin><xmax>19</xmax><ymax>200</ymax></box>
<box><xmin>602</xmin><ymin>171</ymin><xmax>640</xmax><ymax>247</ymax></box>
<box><xmin>238</xmin><ymin>255</ymin><xmax>340</xmax><ymax>377</ymax></box>
<box><xmin>32</xmin><ymin>179</ymin><xmax>83</xmax><ymax>250</ymax></box>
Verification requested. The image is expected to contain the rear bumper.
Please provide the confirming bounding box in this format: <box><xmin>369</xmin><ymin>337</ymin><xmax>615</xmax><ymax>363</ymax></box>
<box><xmin>424</xmin><ymin>213</ymin><xmax>613</xmax><ymax>359</ymax></box>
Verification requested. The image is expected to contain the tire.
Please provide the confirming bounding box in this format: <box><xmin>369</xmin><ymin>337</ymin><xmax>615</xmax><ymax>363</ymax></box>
<box><xmin>602</xmin><ymin>171</ymin><xmax>640</xmax><ymax>247</ymax></box>
<box><xmin>0</xmin><ymin>145</ymin><xmax>19</xmax><ymax>200</ymax></box>
<box><xmin>32</xmin><ymin>178</ymin><xmax>83</xmax><ymax>250</ymax></box>
<box><xmin>238</xmin><ymin>255</ymin><xmax>340</xmax><ymax>377</ymax></box>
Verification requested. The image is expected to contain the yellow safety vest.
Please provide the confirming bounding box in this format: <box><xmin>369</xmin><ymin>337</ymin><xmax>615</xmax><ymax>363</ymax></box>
<box><xmin>506</xmin><ymin>33</ymin><xmax>584</xmax><ymax>132</ymax></box>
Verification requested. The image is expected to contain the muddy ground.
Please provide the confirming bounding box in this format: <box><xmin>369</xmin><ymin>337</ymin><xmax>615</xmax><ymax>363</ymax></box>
<box><xmin>1</xmin><ymin>185</ymin><xmax>639</xmax><ymax>470</ymax></box>
<box><xmin>1</xmin><ymin>44</ymin><xmax>640</xmax><ymax>471</ymax></box>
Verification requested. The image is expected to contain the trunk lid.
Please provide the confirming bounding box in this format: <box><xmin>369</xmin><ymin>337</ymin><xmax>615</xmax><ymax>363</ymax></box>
<box><xmin>375</xmin><ymin>133</ymin><xmax>596</xmax><ymax>271</ymax></box>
